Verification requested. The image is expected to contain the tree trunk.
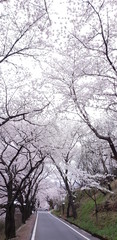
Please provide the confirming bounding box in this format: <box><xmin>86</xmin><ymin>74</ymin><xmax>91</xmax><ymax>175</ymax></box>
<box><xmin>5</xmin><ymin>204</ymin><xmax>16</xmax><ymax>240</ymax></box>
<box><xmin>71</xmin><ymin>199</ymin><xmax>77</xmax><ymax>219</ymax></box>
<box><xmin>21</xmin><ymin>206</ymin><xmax>26</xmax><ymax>224</ymax></box>
<box><xmin>19</xmin><ymin>202</ymin><xmax>31</xmax><ymax>224</ymax></box>
<box><xmin>25</xmin><ymin>202</ymin><xmax>32</xmax><ymax>220</ymax></box>
<box><xmin>67</xmin><ymin>200</ymin><xmax>70</xmax><ymax>218</ymax></box>
<box><xmin>67</xmin><ymin>195</ymin><xmax>77</xmax><ymax>219</ymax></box>
<box><xmin>69</xmin><ymin>195</ymin><xmax>77</xmax><ymax>219</ymax></box>
<box><xmin>5</xmin><ymin>173</ymin><xmax>16</xmax><ymax>239</ymax></box>
<box><xmin>65</xmin><ymin>176</ymin><xmax>77</xmax><ymax>219</ymax></box>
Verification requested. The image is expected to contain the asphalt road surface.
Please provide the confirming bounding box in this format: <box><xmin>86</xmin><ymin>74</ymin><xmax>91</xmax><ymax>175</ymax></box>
<box><xmin>32</xmin><ymin>211</ymin><xmax>100</xmax><ymax>240</ymax></box>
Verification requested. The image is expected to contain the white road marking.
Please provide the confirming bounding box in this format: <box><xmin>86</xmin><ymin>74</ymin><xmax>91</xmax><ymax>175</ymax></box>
<box><xmin>31</xmin><ymin>213</ymin><xmax>38</xmax><ymax>240</ymax></box>
<box><xmin>50</xmin><ymin>213</ymin><xmax>91</xmax><ymax>240</ymax></box>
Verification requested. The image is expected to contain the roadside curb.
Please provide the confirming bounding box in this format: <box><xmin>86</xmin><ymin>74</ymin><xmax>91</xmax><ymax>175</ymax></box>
<box><xmin>65</xmin><ymin>219</ymin><xmax>108</xmax><ymax>240</ymax></box>
<box><xmin>30</xmin><ymin>212</ymin><xmax>38</xmax><ymax>240</ymax></box>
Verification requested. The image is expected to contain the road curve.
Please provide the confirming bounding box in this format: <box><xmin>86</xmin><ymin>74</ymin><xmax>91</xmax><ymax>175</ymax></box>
<box><xmin>32</xmin><ymin>211</ymin><xmax>100</xmax><ymax>240</ymax></box>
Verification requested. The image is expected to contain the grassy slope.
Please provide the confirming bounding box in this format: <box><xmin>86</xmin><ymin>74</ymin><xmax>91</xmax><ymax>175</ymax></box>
<box><xmin>68</xmin><ymin>196</ymin><xmax>117</xmax><ymax>240</ymax></box>
<box><xmin>53</xmin><ymin>181</ymin><xmax>117</xmax><ymax>240</ymax></box>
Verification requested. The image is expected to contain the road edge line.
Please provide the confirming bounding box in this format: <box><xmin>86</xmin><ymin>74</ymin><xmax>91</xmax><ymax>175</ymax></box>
<box><xmin>50</xmin><ymin>213</ymin><xmax>91</xmax><ymax>240</ymax></box>
<box><xmin>31</xmin><ymin>212</ymin><xmax>38</xmax><ymax>240</ymax></box>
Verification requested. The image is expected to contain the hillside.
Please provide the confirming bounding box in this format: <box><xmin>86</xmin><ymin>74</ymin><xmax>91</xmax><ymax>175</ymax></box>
<box><xmin>53</xmin><ymin>180</ymin><xmax>117</xmax><ymax>240</ymax></box>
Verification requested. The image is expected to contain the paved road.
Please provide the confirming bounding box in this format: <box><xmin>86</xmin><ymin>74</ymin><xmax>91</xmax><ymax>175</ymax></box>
<box><xmin>32</xmin><ymin>211</ymin><xmax>100</xmax><ymax>240</ymax></box>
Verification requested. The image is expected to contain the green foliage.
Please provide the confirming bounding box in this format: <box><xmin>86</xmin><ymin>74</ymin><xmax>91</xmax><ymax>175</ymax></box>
<box><xmin>53</xmin><ymin>190</ymin><xmax>117</xmax><ymax>240</ymax></box>
<box><xmin>52</xmin><ymin>210</ymin><xmax>61</xmax><ymax>217</ymax></box>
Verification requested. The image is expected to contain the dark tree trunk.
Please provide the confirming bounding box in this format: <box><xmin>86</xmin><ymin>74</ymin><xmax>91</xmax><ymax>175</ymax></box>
<box><xmin>25</xmin><ymin>202</ymin><xmax>32</xmax><ymax>220</ymax></box>
<box><xmin>22</xmin><ymin>213</ymin><xmax>26</xmax><ymax>224</ymax></box>
<box><xmin>5</xmin><ymin>204</ymin><xmax>16</xmax><ymax>240</ymax></box>
<box><xmin>5</xmin><ymin>173</ymin><xmax>16</xmax><ymax>239</ymax></box>
<box><xmin>19</xmin><ymin>200</ymin><xmax>33</xmax><ymax>224</ymax></box>
<box><xmin>67</xmin><ymin>200</ymin><xmax>70</xmax><ymax>218</ymax></box>
<box><xmin>67</xmin><ymin>195</ymin><xmax>77</xmax><ymax>219</ymax></box>
<box><xmin>70</xmin><ymin>197</ymin><xmax>77</xmax><ymax>219</ymax></box>
<box><xmin>21</xmin><ymin>206</ymin><xmax>26</xmax><ymax>224</ymax></box>
<box><xmin>65</xmin><ymin>176</ymin><xmax>77</xmax><ymax>219</ymax></box>
<box><xmin>62</xmin><ymin>203</ymin><xmax>65</xmax><ymax>215</ymax></box>
<box><xmin>20</xmin><ymin>204</ymin><xmax>31</xmax><ymax>224</ymax></box>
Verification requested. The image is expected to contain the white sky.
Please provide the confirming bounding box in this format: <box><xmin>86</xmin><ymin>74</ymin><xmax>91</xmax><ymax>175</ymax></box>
<box><xmin>49</xmin><ymin>0</ymin><xmax>71</xmax><ymax>48</ymax></box>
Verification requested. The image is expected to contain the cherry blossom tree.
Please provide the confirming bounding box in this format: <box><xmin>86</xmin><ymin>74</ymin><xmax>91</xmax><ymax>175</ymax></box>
<box><xmin>68</xmin><ymin>0</ymin><xmax>117</xmax><ymax>160</ymax></box>
<box><xmin>0</xmin><ymin>0</ymin><xmax>52</xmax><ymax>128</ymax></box>
<box><xmin>0</xmin><ymin>0</ymin><xmax>50</xmax><ymax>64</ymax></box>
<box><xmin>16</xmin><ymin>165</ymin><xmax>45</xmax><ymax>224</ymax></box>
<box><xmin>47</xmin><ymin>121</ymin><xmax>84</xmax><ymax>219</ymax></box>
<box><xmin>46</xmin><ymin>0</ymin><xmax>117</xmax><ymax>166</ymax></box>
<box><xmin>0</xmin><ymin>121</ymin><xmax>48</xmax><ymax>239</ymax></box>
<box><xmin>0</xmin><ymin>2</ymin><xmax>53</xmax><ymax>237</ymax></box>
